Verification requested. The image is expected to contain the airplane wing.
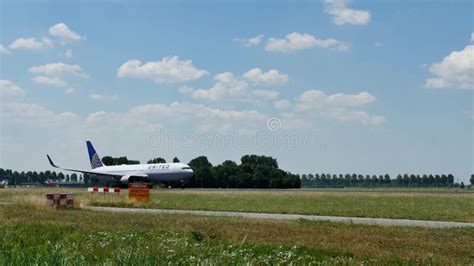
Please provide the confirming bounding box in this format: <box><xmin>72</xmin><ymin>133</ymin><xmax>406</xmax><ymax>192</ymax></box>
<box><xmin>46</xmin><ymin>154</ymin><xmax>146</xmax><ymax>179</ymax></box>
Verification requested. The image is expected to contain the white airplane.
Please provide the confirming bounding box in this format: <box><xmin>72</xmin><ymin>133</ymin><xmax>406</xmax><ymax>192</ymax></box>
<box><xmin>47</xmin><ymin>141</ymin><xmax>193</xmax><ymax>186</ymax></box>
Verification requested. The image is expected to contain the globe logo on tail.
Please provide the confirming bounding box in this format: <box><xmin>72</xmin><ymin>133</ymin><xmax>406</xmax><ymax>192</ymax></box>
<box><xmin>91</xmin><ymin>153</ymin><xmax>103</xmax><ymax>169</ymax></box>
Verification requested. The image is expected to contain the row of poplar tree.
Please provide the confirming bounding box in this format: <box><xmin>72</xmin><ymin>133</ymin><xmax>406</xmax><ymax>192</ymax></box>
<box><xmin>300</xmin><ymin>173</ymin><xmax>474</xmax><ymax>188</ymax></box>
<box><xmin>0</xmin><ymin>168</ymin><xmax>82</xmax><ymax>185</ymax></box>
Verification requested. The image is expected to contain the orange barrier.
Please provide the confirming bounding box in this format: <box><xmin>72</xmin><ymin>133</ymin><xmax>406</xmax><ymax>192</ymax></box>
<box><xmin>128</xmin><ymin>183</ymin><xmax>150</xmax><ymax>203</ymax></box>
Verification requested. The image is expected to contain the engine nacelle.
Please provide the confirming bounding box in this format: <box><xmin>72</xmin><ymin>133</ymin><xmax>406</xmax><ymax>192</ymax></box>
<box><xmin>119</xmin><ymin>175</ymin><xmax>132</xmax><ymax>184</ymax></box>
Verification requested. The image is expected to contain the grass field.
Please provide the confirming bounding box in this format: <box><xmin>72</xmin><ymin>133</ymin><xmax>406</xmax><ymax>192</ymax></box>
<box><xmin>1</xmin><ymin>191</ymin><xmax>474</xmax><ymax>264</ymax></box>
<box><xmin>1</xmin><ymin>188</ymin><xmax>473</xmax><ymax>222</ymax></box>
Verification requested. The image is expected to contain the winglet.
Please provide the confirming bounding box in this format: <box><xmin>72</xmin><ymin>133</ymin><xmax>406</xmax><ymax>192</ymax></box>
<box><xmin>47</xmin><ymin>154</ymin><xmax>59</xmax><ymax>168</ymax></box>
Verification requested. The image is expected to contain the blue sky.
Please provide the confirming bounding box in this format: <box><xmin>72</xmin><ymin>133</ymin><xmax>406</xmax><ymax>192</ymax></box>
<box><xmin>0</xmin><ymin>0</ymin><xmax>473</xmax><ymax>182</ymax></box>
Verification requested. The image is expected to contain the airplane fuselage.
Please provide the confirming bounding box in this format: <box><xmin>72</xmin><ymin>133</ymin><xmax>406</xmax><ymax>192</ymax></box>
<box><xmin>91</xmin><ymin>163</ymin><xmax>194</xmax><ymax>182</ymax></box>
<box><xmin>47</xmin><ymin>141</ymin><xmax>193</xmax><ymax>185</ymax></box>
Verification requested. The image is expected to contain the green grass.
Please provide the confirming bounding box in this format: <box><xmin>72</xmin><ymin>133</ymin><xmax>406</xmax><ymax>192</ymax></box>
<box><xmin>1</xmin><ymin>188</ymin><xmax>473</xmax><ymax>222</ymax></box>
<box><xmin>1</xmin><ymin>202</ymin><xmax>474</xmax><ymax>264</ymax></box>
<box><xmin>0</xmin><ymin>222</ymin><xmax>340</xmax><ymax>265</ymax></box>
<box><xmin>89</xmin><ymin>189</ymin><xmax>474</xmax><ymax>222</ymax></box>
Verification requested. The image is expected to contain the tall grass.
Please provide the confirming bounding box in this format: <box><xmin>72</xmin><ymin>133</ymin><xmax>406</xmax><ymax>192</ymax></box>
<box><xmin>0</xmin><ymin>222</ymin><xmax>351</xmax><ymax>265</ymax></box>
<box><xmin>1</xmin><ymin>200</ymin><xmax>474</xmax><ymax>264</ymax></box>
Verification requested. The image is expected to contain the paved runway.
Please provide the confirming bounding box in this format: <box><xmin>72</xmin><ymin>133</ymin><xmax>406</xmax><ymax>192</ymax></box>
<box><xmin>84</xmin><ymin>206</ymin><xmax>474</xmax><ymax>229</ymax></box>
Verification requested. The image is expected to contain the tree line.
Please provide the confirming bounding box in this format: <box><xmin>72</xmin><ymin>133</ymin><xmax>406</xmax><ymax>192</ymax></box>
<box><xmin>0</xmin><ymin>154</ymin><xmax>301</xmax><ymax>188</ymax></box>
<box><xmin>0</xmin><ymin>168</ymin><xmax>82</xmax><ymax>185</ymax></box>
<box><xmin>183</xmin><ymin>155</ymin><xmax>301</xmax><ymax>189</ymax></box>
<box><xmin>101</xmin><ymin>156</ymin><xmax>139</xmax><ymax>166</ymax></box>
<box><xmin>300</xmin><ymin>173</ymin><xmax>472</xmax><ymax>188</ymax></box>
<box><xmin>101</xmin><ymin>155</ymin><xmax>301</xmax><ymax>188</ymax></box>
<box><xmin>1</xmin><ymin>158</ymin><xmax>473</xmax><ymax>189</ymax></box>
<box><xmin>101</xmin><ymin>156</ymin><xmax>179</xmax><ymax>166</ymax></box>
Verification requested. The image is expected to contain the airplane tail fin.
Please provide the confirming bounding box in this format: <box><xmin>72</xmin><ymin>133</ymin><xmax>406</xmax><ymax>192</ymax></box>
<box><xmin>86</xmin><ymin>141</ymin><xmax>103</xmax><ymax>169</ymax></box>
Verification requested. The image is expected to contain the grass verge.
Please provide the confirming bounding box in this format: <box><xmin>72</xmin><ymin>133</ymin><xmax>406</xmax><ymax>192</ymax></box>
<box><xmin>1</xmin><ymin>188</ymin><xmax>474</xmax><ymax>222</ymax></box>
<box><xmin>1</xmin><ymin>201</ymin><xmax>474</xmax><ymax>264</ymax></box>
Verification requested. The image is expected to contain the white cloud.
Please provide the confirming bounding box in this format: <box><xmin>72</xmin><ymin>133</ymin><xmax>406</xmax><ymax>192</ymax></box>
<box><xmin>118</xmin><ymin>56</ymin><xmax>209</xmax><ymax>84</ymax></box>
<box><xmin>0</xmin><ymin>80</ymin><xmax>25</xmax><ymax>98</ymax></box>
<box><xmin>9</xmin><ymin>36</ymin><xmax>56</xmax><ymax>50</ymax></box>
<box><xmin>189</xmin><ymin>68</ymin><xmax>287</xmax><ymax>102</ymax></box>
<box><xmin>178</xmin><ymin>86</ymin><xmax>194</xmax><ymax>95</ymax></box>
<box><xmin>1</xmin><ymin>101</ymin><xmax>80</xmax><ymax>127</ymax></box>
<box><xmin>31</xmin><ymin>76</ymin><xmax>75</xmax><ymax>94</ymax></box>
<box><xmin>295</xmin><ymin>90</ymin><xmax>375</xmax><ymax>111</ymax></box>
<box><xmin>29</xmin><ymin>63</ymin><xmax>89</xmax><ymax>79</ymax></box>
<box><xmin>242</xmin><ymin>68</ymin><xmax>288</xmax><ymax>86</ymax></box>
<box><xmin>64</xmin><ymin>49</ymin><xmax>73</xmax><ymax>58</ymax></box>
<box><xmin>131</xmin><ymin>102</ymin><xmax>267</xmax><ymax>134</ymax></box>
<box><xmin>2</xmin><ymin>98</ymin><xmax>269</xmax><ymax>141</ymax></box>
<box><xmin>424</xmin><ymin>45</ymin><xmax>474</xmax><ymax>90</ymax></box>
<box><xmin>293</xmin><ymin>90</ymin><xmax>384</xmax><ymax>126</ymax></box>
<box><xmin>274</xmin><ymin>99</ymin><xmax>292</xmax><ymax>110</ymax></box>
<box><xmin>265</xmin><ymin>32</ymin><xmax>349</xmax><ymax>53</ymax></box>
<box><xmin>0</xmin><ymin>44</ymin><xmax>10</xmax><ymax>54</ymax></box>
<box><xmin>278</xmin><ymin>112</ymin><xmax>312</xmax><ymax>130</ymax></box>
<box><xmin>326</xmin><ymin>91</ymin><xmax>376</xmax><ymax>106</ymax></box>
<box><xmin>252</xmin><ymin>89</ymin><xmax>280</xmax><ymax>100</ymax></box>
<box><xmin>64</xmin><ymin>88</ymin><xmax>75</xmax><ymax>94</ymax></box>
<box><xmin>49</xmin><ymin>23</ymin><xmax>85</xmax><ymax>43</ymax></box>
<box><xmin>89</xmin><ymin>93</ymin><xmax>118</xmax><ymax>101</ymax></box>
<box><xmin>192</xmin><ymin>72</ymin><xmax>248</xmax><ymax>101</ymax></box>
<box><xmin>32</xmin><ymin>76</ymin><xmax>68</xmax><ymax>87</ymax></box>
<box><xmin>323</xmin><ymin>109</ymin><xmax>385</xmax><ymax>126</ymax></box>
<box><xmin>233</xmin><ymin>34</ymin><xmax>264</xmax><ymax>47</ymax></box>
<box><xmin>131</xmin><ymin>102</ymin><xmax>265</xmax><ymax>121</ymax></box>
<box><xmin>42</xmin><ymin>37</ymin><xmax>54</xmax><ymax>48</ymax></box>
<box><xmin>29</xmin><ymin>63</ymin><xmax>87</xmax><ymax>94</ymax></box>
<box><xmin>9</xmin><ymin>37</ymin><xmax>44</xmax><ymax>50</ymax></box>
<box><xmin>324</xmin><ymin>0</ymin><xmax>371</xmax><ymax>25</ymax></box>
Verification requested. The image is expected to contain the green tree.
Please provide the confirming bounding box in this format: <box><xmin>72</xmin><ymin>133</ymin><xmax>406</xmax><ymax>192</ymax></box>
<box><xmin>447</xmin><ymin>174</ymin><xmax>454</xmax><ymax>187</ymax></box>
<box><xmin>173</xmin><ymin>157</ymin><xmax>180</xmax><ymax>163</ymax></box>
<box><xmin>214</xmin><ymin>160</ymin><xmax>238</xmax><ymax>188</ymax></box>
<box><xmin>147</xmin><ymin>157</ymin><xmax>166</xmax><ymax>164</ymax></box>
<box><xmin>187</xmin><ymin>156</ymin><xmax>213</xmax><ymax>188</ymax></box>
<box><xmin>189</xmin><ymin>156</ymin><xmax>212</xmax><ymax>169</ymax></box>
<box><xmin>241</xmin><ymin>155</ymin><xmax>278</xmax><ymax>168</ymax></box>
<box><xmin>117</xmin><ymin>157</ymin><xmax>128</xmax><ymax>165</ymax></box>
<box><xmin>102</xmin><ymin>156</ymin><xmax>139</xmax><ymax>165</ymax></box>
<box><xmin>102</xmin><ymin>156</ymin><xmax>113</xmax><ymax>166</ymax></box>
<box><xmin>58</xmin><ymin>172</ymin><xmax>65</xmax><ymax>181</ymax></box>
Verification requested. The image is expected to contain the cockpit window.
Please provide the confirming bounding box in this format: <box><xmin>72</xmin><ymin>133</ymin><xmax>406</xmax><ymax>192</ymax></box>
<box><xmin>182</xmin><ymin>167</ymin><xmax>191</xmax><ymax>170</ymax></box>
